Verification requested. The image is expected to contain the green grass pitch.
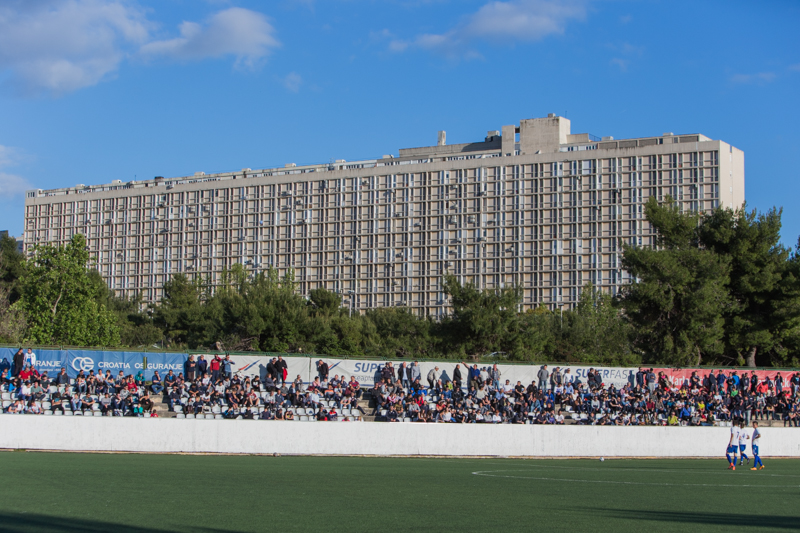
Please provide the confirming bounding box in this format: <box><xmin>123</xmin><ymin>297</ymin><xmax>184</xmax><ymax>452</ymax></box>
<box><xmin>0</xmin><ymin>452</ymin><xmax>797</xmax><ymax>532</ymax></box>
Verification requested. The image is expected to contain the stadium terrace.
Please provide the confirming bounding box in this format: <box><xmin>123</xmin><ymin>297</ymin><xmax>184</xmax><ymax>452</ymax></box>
<box><xmin>2</xmin><ymin>349</ymin><xmax>798</xmax><ymax>427</ymax></box>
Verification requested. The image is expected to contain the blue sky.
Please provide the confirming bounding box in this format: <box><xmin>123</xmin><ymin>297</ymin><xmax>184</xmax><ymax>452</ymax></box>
<box><xmin>1</xmin><ymin>0</ymin><xmax>799</xmax><ymax>246</ymax></box>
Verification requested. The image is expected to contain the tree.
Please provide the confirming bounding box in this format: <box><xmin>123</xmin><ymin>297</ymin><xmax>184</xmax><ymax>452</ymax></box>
<box><xmin>308</xmin><ymin>287</ymin><xmax>343</xmax><ymax>316</ymax></box>
<box><xmin>621</xmin><ymin>198</ymin><xmax>731</xmax><ymax>365</ymax></box>
<box><xmin>697</xmin><ymin>206</ymin><xmax>792</xmax><ymax>366</ymax></box>
<box><xmin>566</xmin><ymin>284</ymin><xmax>638</xmax><ymax>365</ymax></box>
<box><xmin>442</xmin><ymin>274</ymin><xmax>522</xmax><ymax>357</ymax></box>
<box><xmin>364</xmin><ymin>307</ymin><xmax>436</xmax><ymax>359</ymax></box>
<box><xmin>19</xmin><ymin>234</ymin><xmax>119</xmax><ymax>346</ymax></box>
<box><xmin>153</xmin><ymin>273</ymin><xmax>208</xmax><ymax>347</ymax></box>
<box><xmin>0</xmin><ymin>234</ymin><xmax>25</xmax><ymax>303</ymax></box>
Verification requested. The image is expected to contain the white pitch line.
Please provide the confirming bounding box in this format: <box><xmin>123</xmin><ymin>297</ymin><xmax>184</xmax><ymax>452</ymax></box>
<box><xmin>471</xmin><ymin>470</ymin><xmax>798</xmax><ymax>488</ymax></box>
<box><xmin>475</xmin><ymin>463</ymin><xmax>800</xmax><ymax>479</ymax></box>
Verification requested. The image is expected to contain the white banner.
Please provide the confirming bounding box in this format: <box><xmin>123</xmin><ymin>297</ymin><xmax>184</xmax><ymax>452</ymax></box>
<box><xmin>228</xmin><ymin>355</ymin><xmax>312</xmax><ymax>383</ymax></box>
<box><xmin>206</xmin><ymin>353</ymin><xmax>636</xmax><ymax>389</ymax></box>
<box><xmin>316</xmin><ymin>358</ymin><xmax>636</xmax><ymax>389</ymax></box>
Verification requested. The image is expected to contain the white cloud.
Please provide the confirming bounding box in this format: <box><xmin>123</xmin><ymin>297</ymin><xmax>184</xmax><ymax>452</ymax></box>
<box><xmin>0</xmin><ymin>173</ymin><xmax>32</xmax><ymax>196</ymax></box>
<box><xmin>390</xmin><ymin>0</ymin><xmax>587</xmax><ymax>56</ymax></box>
<box><xmin>0</xmin><ymin>0</ymin><xmax>150</xmax><ymax>95</ymax></box>
<box><xmin>0</xmin><ymin>145</ymin><xmax>15</xmax><ymax>168</ymax></box>
<box><xmin>610</xmin><ymin>58</ymin><xmax>628</xmax><ymax>72</ymax></box>
<box><xmin>0</xmin><ymin>145</ymin><xmax>32</xmax><ymax>197</ymax></box>
<box><xmin>140</xmin><ymin>8</ymin><xmax>279</xmax><ymax>69</ymax></box>
<box><xmin>282</xmin><ymin>72</ymin><xmax>303</xmax><ymax>93</ymax></box>
<box><xmin>0</xmin><ymin>2</ymin><xmax>280</xmax><ymax>95</ymax></box>
<box><xmin>608</xmin><ymin>42</ymin><xmax>643</xmax><ymax>72</ymax></box>
<box><xmin>788</xmin><ymin>63</ymin><xmax>800</xmax><ymax>72</ymax></box>
<box><xmin>730</xmin><ymin>72</ymin><xmax>776</xmax><ymax>84</ymax></box>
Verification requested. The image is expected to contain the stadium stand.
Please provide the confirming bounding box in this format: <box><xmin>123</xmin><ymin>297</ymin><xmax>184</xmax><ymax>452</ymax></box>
<box><xmin>1</xmin><ymin>361</ymin><xmax>798</xmax><ymax>426</ymax></box>
<box><xmin>367</xmin><ymin>363</ymin><xmax>800</xmax><ymax>426</ymax></box>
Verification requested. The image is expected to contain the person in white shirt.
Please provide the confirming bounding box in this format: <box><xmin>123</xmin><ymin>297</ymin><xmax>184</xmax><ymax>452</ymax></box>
<box><xmin>737</xmin><ymin>419</ymin><xmax>750</xmax><ymax>466</ymax></box>
<box><xmin>24</xmin><ymin>349</ymin><xmax>36</xmax><ymax>369</ymax></box>
<box><xmin>751</xmin><ymin>421</ymin><xmax>764</xmax><ymax>470</ymax></box>
<box><xmin>726</xmin><ymin>422</ymin><xmax>740</xmax><ymax>470</ymax></box>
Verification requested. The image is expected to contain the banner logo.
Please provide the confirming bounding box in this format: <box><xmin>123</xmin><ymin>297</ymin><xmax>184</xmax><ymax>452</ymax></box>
<box><xmin>71</xmin><ymin>357</ymin><xmax>95</xmax><ymax>372</ymax></box>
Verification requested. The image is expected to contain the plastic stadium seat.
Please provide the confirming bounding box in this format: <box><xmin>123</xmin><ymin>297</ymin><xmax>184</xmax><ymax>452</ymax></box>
<box><xmin>380</xmin><ymin>410</ymin><xmax>387</xmax><ymax>417</ymax></box>
<box><xmin>212</xmin><ymin>406</ymin><xmax>221</xmax><ymax>414</ymax></box>
<box><xmin>42</xmin><ymin>402</ymin><xmax>51</xmax><ymax>410</ymax></box>
<box><xmin>1</xmin><ymin>393</ymin><xmax>10</xmax><ymax>401</ymax></box>
<box><xmin>186</xmin><ymin>414</ymin><xmax>195</xmax><ymax>419</ymax></box>
<box><xmin>48</xmin><ymin>386</ymin><xmax>57</xmax><ymax>394</ymax></box>
<box><xmin>176</xmin><ymin>413</ymin><xmax>185</xmax><ymax>419</ymax></box>
<box><xmin>235</xmin><ymin>415</ymin><xmax>243</xmax><ymax>420</ymax></box>
<box><xmin>43</xmin><ymin>410</ymin><xmax>52</xmax><ymax>416</ymax></box>
<box><xmin>214</xmin><ymin>414</ymin><xmax>223</xmax><ymax>419</ymax></box>
<box><xmin>63</xmin><ymin>411</ymin><xmax>73</xmax><ymax>416</ymax></box>
<box><xmin>93</xmin><ymin>412</ymin><xmax>102</xmax><ymax>417</ymax></box>
<box><xmin>295</xmin><ymin>408</ymin><xmax>305</xmax><ymax>416</ymax></box>
<box><xmin>53</xmin><ymin>411</ymin><xmax>62</xmax><ymax>416</ymax></box>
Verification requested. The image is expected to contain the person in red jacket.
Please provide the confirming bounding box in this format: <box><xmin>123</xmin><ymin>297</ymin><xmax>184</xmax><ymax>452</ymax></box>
<box><xmin>210</xmin><ymin>356</ymin><xmax>221</xmax><ymax>383</ymax></box>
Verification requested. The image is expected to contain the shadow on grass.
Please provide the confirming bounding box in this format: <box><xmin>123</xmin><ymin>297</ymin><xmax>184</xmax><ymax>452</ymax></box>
<box><xmin>601</xmin><ymin>509</ymin><xmax>799</xmax><ymax>529</ymax></box>
<box><xmin>0</xmin><ymin>512</ymin><xmax>238</xmax><ymax>533</ymax></box>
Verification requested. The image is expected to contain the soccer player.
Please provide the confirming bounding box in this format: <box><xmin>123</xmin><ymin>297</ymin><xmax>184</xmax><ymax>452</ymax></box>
<box><xmin>738</xmin><ymin>419</ymin><xmax>750</xmax><ymax>466</ymax></box>
<box><xmin>751</xmin><ymin>421</ymin><xmax>764</xmax><ymax>470</ymax></box>
<box><xmin>726</xmin><ymin>419</ymin><xmax>740</xmax><ymax>470</ymax></box>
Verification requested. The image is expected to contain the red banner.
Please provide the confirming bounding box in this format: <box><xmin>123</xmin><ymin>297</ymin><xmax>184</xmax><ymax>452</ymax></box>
<box><xmin>651</xmin><ymin>367</ymin><xmax>796</xmax><ymax>391</ymax></box>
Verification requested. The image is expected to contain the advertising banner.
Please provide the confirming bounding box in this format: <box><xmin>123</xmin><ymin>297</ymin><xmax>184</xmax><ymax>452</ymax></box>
<box><xmin>227</xmin><ymin>354</ymin><xmax>311</xmax><ymax>383</ymax></box>
<box><xmin>0</xmin><ymin>348</ymin><xmax>67</xmax><ymax>375</ymax></box>
<box><xmin>65</xmin><ymin>350</ymin><xmax>187</xmax><ymax>381</ymax></box>
<box><xmin>3</xmin><ymin>346</ymin><xmax>794</xmax><ymax>392</ymax></box>
<box><xmin>315</xmin><ymin>358</ymin><xmax>637</xmax><ymax>389</ymax></box>
<box><xmin>653</xmin><ymin>367</ymin><xmax>797</xmax><ymax>389</ymax></box>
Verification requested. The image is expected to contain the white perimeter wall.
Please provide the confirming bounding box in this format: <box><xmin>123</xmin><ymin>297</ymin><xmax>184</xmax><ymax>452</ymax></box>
<box><xmin>1</xmin><ymin>417</ymin><xmax>798</xmax><ymax>457</ymax></box>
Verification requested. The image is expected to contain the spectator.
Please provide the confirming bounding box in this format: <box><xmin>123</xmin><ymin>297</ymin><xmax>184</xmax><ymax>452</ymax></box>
<box><xmin>197</xmin><ymin>356</ymin><xmax>208</xmax><ymax>378</ymax></box>
<box><xmin>222</xmin><ymin>355</ymin><xmax>233</xmax><ymax>380</ymax></box>
<box><xmin>427</xmin><ymin>367</ymin><xmax>440</xmax><ymax>390</ymax></box>
<box><xmin>54</xmin><ymin>368</ymin><xmax>70</xmax><ymax>387</ymax></box>
<box><xmin>24</xmin><ymin>348</ymin><xmax>37</xmax><ymax>369</ymax></box>
<box><xmin>491</xmin><ymin>365</ymin><xmax>501</xmax><ymax>390</ymax></box>
<box><xmin>538</xmin><ymin>365</ymin><xmax>549</xmax><ymax>390</ymax></box>
<box><xmin>316</xmin><ymin>359</ymin><xmax>329</xmax><ymax>381</ymax></box>
<box><xmin>276</xmin><ymin>356</ymin><xmax>288</xmax><ymax>385</ymax></box>
<box><xmin>151</xmin><ymin>371</ymin><xmax>164</xmax><ymax>395</ymax></box>
<box><xmin>12</xmin><ymin>349</ymin><xmax>24</xmax><ymax>377</ymax></box>
<box><xmin>208</xmin><ymin>356</ymin><xmax>220</xmax><ymax>383</ymax></box>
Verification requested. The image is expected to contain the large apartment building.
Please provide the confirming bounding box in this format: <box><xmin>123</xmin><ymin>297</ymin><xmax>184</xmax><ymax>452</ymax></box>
<box><xmin>23</xmin><ymin>115</ymin><xmax>744</xmax><ymax>315</ymax></box>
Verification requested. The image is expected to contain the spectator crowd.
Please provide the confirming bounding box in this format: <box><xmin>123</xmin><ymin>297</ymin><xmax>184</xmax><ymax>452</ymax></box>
<box><xmin>368</xmin><ymin>361</ymin><xmax>800</xmax><ymax>426</ymax></box>
<box><xmin>0</xmin><ymin>350</ymin><xmax>365</xmax><ymax>422</ymax></box>
<box><xmin>3</xmin><ymin>347</ymin><xmax>799</xmax><ymax>427</ymax></box>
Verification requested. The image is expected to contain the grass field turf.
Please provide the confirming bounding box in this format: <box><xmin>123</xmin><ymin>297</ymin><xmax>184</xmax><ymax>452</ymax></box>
<box><xmin>0</xmin><ymin>452</ymin><xmax>797</xmax><ymax>532</ymax></box>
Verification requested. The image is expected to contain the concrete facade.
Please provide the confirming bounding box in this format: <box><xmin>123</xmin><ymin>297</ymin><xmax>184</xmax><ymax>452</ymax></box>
<box><xmin>23</xmin><ymin>116</ymin><xmax>745</xmax><ymax>315</ymax></box>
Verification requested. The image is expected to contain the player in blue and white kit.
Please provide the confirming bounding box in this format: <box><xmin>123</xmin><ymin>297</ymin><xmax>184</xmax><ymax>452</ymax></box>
<box><xmin>726</xmin><ymin>420</ymin><xmax>740</xmax><ymax>470</ymax></box>
<box><xmin>737</xmin><ymin>419</ymin><xmax>750</xmax><ymax>466</ymax></box>
<box><xmin>750</xmin><ymin>421</ymin><xmax>764</xmax><ymax>470</ymax></box>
